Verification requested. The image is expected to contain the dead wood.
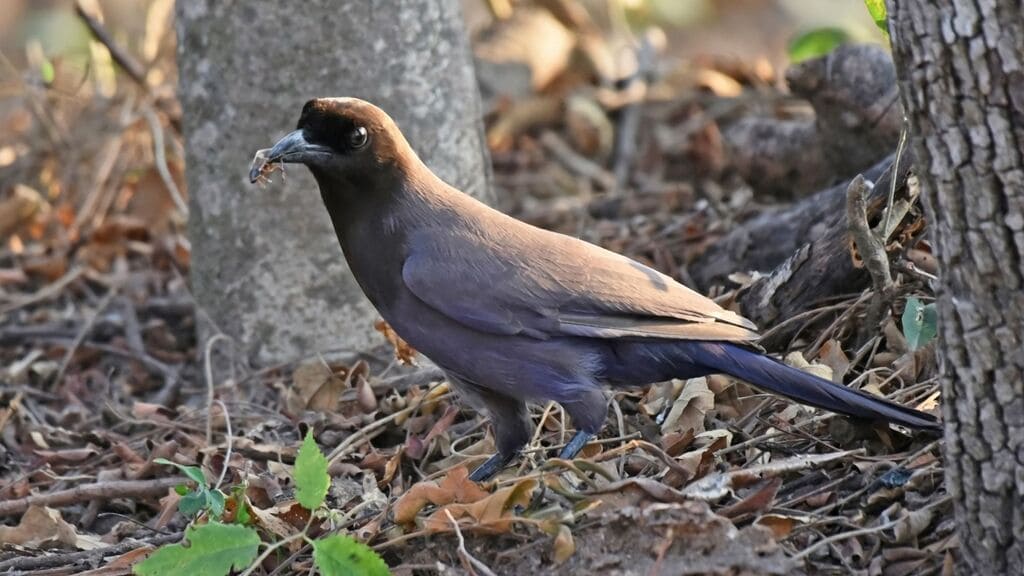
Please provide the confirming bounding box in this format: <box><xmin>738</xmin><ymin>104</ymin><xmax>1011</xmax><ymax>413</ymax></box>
<box><xmin>0</xmin><ymin>477</ymin><xmax>187</xmax><ymax>517</ymax></box>
<box><xmin>724</xmin><ymin>44</ymin><xmax>902</xmax><ymax>198</ymax></box>
<box><xmin>0</xmin><ymin>532</ymin><xmax>183</xmax><ymax>573</ymax></box>
<box><xmin>691</xmin><ymin>152</ymin><xmax>902</xmax><ymax>289</ymax></box>
<box><xmin>724</xmin><ymin>152</ymin><xmax>914</xmax><ymax>348</ymax></box>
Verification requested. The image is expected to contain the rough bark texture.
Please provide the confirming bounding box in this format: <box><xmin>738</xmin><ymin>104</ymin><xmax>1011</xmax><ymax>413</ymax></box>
<box><xmin>176</xmin><ymin>0</ymin><xmax>492</xmax><ymax>364</ymax></box>
<box><xmin>889</xmin><ymin>1</ymin><xmax>1024</xmax><ymax>572</ymax></box>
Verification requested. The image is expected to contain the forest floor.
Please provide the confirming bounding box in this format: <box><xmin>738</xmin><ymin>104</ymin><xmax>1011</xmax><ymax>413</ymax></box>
<box><xmin>0</xmin><ymin>2</ymin><xmax>953</xmax><ymax>575</ymax></box>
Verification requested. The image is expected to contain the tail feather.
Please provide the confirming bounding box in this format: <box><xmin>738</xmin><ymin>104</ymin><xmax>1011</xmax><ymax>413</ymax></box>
<box><xmin>695</xmin><ymin>342</ymin><xmax>940</xmax><ymax>431</ymax></box>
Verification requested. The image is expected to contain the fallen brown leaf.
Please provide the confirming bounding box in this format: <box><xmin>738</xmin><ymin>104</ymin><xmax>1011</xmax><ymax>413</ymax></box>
<box><xmin>423</xmin><ymin>476</ymin><xmax>536</xmax><ymax>533</ymax></box>
<box><xmin>393</xmin><ymin>467</ymin><xmax>490</xmax><ymax>525</ymax></box>
<box><xmin>290</xmin><ymin>361</ymin><xmax>347</xmax><ymax>413</ymax></box>
<box><xmin>0</xmin><ymin>505</ymin><xmax>102</xmax><ymax>549</ymax></box>
<box><xmin>661</xmin><ymin>377</ymin><xmax>714</xmax><ymax>436</ymax></box>
<box><xmin>720</xmin><ymin>477</ymin><xmax>783</xmax><ymax>518</ymax></box>
<box><xmin>754</xmin><ymin>513</ymin><xmax>808</xmax><ymax>539</ymax></box>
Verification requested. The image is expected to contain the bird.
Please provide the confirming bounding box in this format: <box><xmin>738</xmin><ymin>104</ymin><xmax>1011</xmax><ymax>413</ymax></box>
<box><xmin>251</xmin><ymin>97</ymin><xmax>940</xmax><ymax>481</ymax></box>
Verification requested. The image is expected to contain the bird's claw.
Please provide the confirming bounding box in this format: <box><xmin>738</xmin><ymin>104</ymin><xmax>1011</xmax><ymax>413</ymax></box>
<box><xmin>468</xmin><ymin>452</ymin><xmax>517</xmax><ymax>482</ymax></box>
<box><xmin>558</xmin><ymin>431</ymin><xmax>593</xmax><ymax>460</ymax></box>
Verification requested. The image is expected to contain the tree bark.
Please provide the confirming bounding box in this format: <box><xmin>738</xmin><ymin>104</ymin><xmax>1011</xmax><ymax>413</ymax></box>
<box><xmin>889</xmin><ymin>1</ymin><xmax>1024</xmax><ymax>572</ymax></box>
<box><xmin>176</xmin><ymin>0</ymin><xmax>492</xmax><ymax>365</ymax></box>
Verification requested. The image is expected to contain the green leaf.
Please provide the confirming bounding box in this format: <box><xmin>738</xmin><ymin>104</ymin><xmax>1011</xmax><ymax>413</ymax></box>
<box><xmin>207</xmin><ymin>490</ymin><xmax>226</xmax><ymax>518</ymax></box>
<box><xmin>864</xmin><ymin>0</ymin><xmax>888</xmax><ymax>33</ymax></box>
<box><xmin>294</xmin><ymin>431</ymin><xmax>330</xmax><ymax>510</ymax></box>
<box><xmin>788</xmin><ymin>27</ymin><xmax>851</xmax><ymax>63</ymax></box>
<box><xmin>902</xmin><ymin>297</ymin><xmax>938</xmax><ymax>351</ymax></box>
<box><xmin>174</xmin><ymin>484</ymin><xmax>189</xmax><ymax>496</ymax></box>
<box><xmin>178</xmin><ymin>490</ymin><xmax>208</xmax><ymax>518</ymax></box>
<box><xmin>39</xmin><ymin>59</ymin><xmax>55</xmax><ymax>84</ymax></box>
<box><xmin>155</xmin><ymin>458</ymin><xmax>208</xmax><ymax>488</ymax></box>
<box><xmin>313</xmin><ymin>535</ymin><xmax>390</xmax><ymax>576</ymax></box>
<box><xmin>231</xmin><ymin>486</ymin><xmax>252</xmax><ymax>525</ymax></box>
<box><xmin>134</xmin><ymin>522</ymin><xmax>260</xmax><ymax>576</ymax></box>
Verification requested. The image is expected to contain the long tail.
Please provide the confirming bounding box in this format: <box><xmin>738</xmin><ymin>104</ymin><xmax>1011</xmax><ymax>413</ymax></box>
<box><xmin>689</xmin><ymin>342</ymin><xmax>940</xmax><ymax>431</ymax></box>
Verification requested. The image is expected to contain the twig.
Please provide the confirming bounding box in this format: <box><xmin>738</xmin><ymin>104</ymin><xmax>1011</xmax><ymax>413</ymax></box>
<box><xmin>612</xmin><ymin>29</ymin><xmax>660</xmax><ymax>188</ymax></box>
<box><xmin>143</xmin><ymin>105</ymin><xmax>188</xmax><ymax>216</ymax></box>
<box><xmin>74</xmin><ymin>0</ymin><xmax>147</xmax><ymax>86</ymax></box>
<box><xmin>118</xmin><ymin>296</ymin><xmax>146</xmax><ymax>354</ymax></box>
<box><xmin>0</xmin><ymin>477</ymin><xmax>186</xmax><ymax>516</ymax></box>
<box><xmin>327</xmin><ymin>383</ymin><xmax>450</xmax><ymax>463</ymax></box>
<box><xmin>539</xmin><ymin>131</ymin><xmax>616</xmax><ymax>190</ymax></box>
<box><xmin>792</xmin><ymin>496</ymin><xmax>951</xmax><ymax>561</ymax></box>
<box><xmin>33</xmin><ymin>338</ymin><xmax>177</xmax><ymax>382</ymax></box>
<box><xmin>0</xmin><ymin>532</ymin><xmax>183</xmax><ymax>572</ymax></box>
<box><xmin>517</xmin><ymin>402</ymin><xmax>556</xmax><ymax>475</ymax></box>
<box><xmin>238</xmin><ymin>531</ymin><xmax>308</xmax><ymax>576</ymax></box>
<box><xmin>52</xmin><ymin>288</ymin><xmax>118</xmax><ymax>386</ymax></box>
<box><xmin>239</xmin><ymin>514</ymin><xmax>315</xmax><ymax>576</ymax></box>
<box><xmin>213</xmin><ymin>400</ymin><xmax>233</xmax><ymax>491</ymax></box>
<box><xmin>70</xmin><ymin>92</ymin><xmax>135</xmax><ymax>234</ymax></box>
<box><xmin>880</xmin><ymin>127</ymin><xmax>908</xmax><ymax>239</ymax></box>
<box><xmin>846</xmin><ymin>174</ymin><xmax>895</xmax><ymax>342</ymax></box>
<box><xmin>446</xmin><ymin>509</ymin><xmax>499</xmax><ymax>576</ymax></box>
<box><xmin>0</xmin><ymin>266</ymin><xmax>85</xmax><ymax>315</ymax></box>
<box><xmin>203</xmin><ymin>333</ymin><xmax>233</xmax><ymax>445</ymax></box>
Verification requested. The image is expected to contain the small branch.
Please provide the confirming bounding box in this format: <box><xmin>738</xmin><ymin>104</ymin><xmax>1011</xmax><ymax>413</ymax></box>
<box><xmin>880</xmin><ymin>127</ymin><xmax>908</xmax><ymax>238</ymax></box>
<box><xmin>792</xmin><ymin>495</ymin><xmax>952</xmax><ymax>561</ymax></box>
<box><xmin>846</xmin><ymin>174</ymin><xmax>895</xmax><ymax>341</ymax></box>
<box><xmin>143</xmin><ymin>105</ymin><xmax>188</xmax><ymax>216</ymax></box>
<box><xmin>446</xmin><ymin>509</ymin><xmax>499</xmax><ymax>576</ymax></box>
<box><xmin>238</xmin><ymin>532</ymin><xmax>307</xmax><ymax>576</ymax></box>
<box><xmin>239</xmin><ymin>515</ymin><xmax>315</xmax><ymax>576</ymax></box>
<box><xmin>213</xmin><ymin>400</ymin><xmax>233</xmax><ymax>491</ymax></box>
<box><xmin>0</xmin><ymin>532</ymin><xmax>183</xmax><ymax>572</ymax></box>
<box><xmin>0</xmin><ymin>266</ymin><xmax>85</xmax><ymax>315</ymax></box>
<box><xmin>74</xmin><ymin>0</ymin><xmax>147</xmax><ymax>87</ymax></box>
<box><xmin>52</xmin><ymin>288</ymin><xmax>118</xmax><ymax>386</ymax></box>
<box><xmin>327</xmin><ymin>383</ymin><xmax>450</xmax><ymax>463</ymax></box>
<box><xmin>846</xmin><ymin>175</ymin><xmax>893</xmax><ymax>290</ymax></box>
<box><xmin>0</xmin><ymin>477</ymin><xmax>187</xmax><ymax>517</ymax></box>
<box><xmin>539</xmin><ymin>131</ymin><xmax>616</xmax><ymax>190</ymax></box>
<box><xmin>203</xmin><ymin>333</ymin><xmax>233</xmax><ymax>445</ymax></box>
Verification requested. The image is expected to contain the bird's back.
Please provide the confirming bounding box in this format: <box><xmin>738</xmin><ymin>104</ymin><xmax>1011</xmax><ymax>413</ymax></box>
<box><xmin>400</xmin><ymin>178</ymin><xmax>760</xmax><ymax>344</ymax></box>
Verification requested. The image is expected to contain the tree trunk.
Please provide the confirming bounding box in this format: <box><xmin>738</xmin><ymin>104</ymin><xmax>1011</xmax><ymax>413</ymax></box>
<box><xmin>176</xmin><ymin>0</ymin><xmax>492</xmax><ymax>365</ymax></box>
<box><xmin>889</xmin><ymin>1</ymin><xmax>1024</xmax><ymax>572</ymax></box>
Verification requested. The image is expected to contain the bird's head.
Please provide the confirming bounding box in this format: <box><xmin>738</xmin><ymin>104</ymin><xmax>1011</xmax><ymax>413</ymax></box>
<box><xmin>251</xmin><ymin>97</ymin><xmax>415</xmax><ymax>191</ymax></box>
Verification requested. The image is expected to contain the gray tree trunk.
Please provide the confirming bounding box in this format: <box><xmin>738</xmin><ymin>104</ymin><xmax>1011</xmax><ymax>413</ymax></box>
<box><xmin>176</xmin><ymin>0</ymin><xmax>492</xmax><ymax>365</ymax></box>
<box><xmin>889</xmin><ymin>1</ymin><xmax>1024</xmax><ymax>572</ymax></box>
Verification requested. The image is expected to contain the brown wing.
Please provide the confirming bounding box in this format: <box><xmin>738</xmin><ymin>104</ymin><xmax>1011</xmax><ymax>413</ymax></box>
<box><xmin>402</xmin><ymin>208</ymin><xmax>759</xmax><ymax>343</ymax></box>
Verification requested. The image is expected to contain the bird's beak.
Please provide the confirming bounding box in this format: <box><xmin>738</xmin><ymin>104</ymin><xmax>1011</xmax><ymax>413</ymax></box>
<box><xmin>249</xmin><ymin>130</ymin><xmax>332</xmax><ymax>183</ymax></box>
<box><xmin>268</xmin><ymin>130</ymin><xmax>332</xmax><ymax>163</ymax></box>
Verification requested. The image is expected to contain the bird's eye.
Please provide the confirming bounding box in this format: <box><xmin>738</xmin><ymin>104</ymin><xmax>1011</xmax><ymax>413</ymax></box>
<box><xmin>349</xmin><ymin>126</ymin><xmax>368</xmax><ymax>149</ymax></box>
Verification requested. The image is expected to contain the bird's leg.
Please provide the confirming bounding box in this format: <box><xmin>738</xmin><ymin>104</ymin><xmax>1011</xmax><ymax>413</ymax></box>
<box><xmin>558</xmin><ymin>430</ymin><xmax>593</xmax><ymax>460</ymax></box>
<box><xmin>469</xmin><ymin>452</ymin><xmax>519</xmax><ymax>482</ymax></box>
<box><xmin>445</xmin><ymin>373</ymin><xmax>532</xmax><ymax>482</ymax></box>
<box><xmin>556</xmin><ymin>386</ymin><xmax>607</xmax><ymax>461</ymax></box>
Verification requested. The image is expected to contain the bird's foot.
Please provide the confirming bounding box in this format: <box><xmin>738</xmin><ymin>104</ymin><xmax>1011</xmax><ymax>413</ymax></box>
<box><xmin>468</xmin><ymin>452</ymin><xmax>518</xmax><ymax>482</ymax></box>
<box><xmin>558</xmin><ymin>431</ymin><xmax>593</xmax><ymax>460</ymax></box>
